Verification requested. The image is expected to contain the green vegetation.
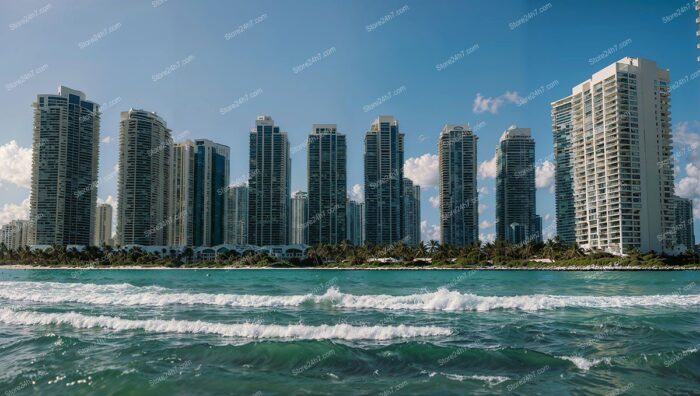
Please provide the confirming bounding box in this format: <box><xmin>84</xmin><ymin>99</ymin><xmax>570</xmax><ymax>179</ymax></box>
<box><xmin>1</xmin><ymin>238</ymin><xmax>699</xmax><ymax>269</ymax></box>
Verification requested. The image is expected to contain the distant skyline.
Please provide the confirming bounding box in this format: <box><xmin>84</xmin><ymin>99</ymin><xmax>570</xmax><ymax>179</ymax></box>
<box><xmin>0</xmin><ymin>0</ymin><xmax>698</xmax><ymax>243</ymax></box>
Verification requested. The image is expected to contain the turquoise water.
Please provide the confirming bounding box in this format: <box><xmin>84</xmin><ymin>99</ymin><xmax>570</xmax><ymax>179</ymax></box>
<box><xmin>0</xmin><ymin>269</ymin><xmax>698</xmax><ymax>395</ymax></box>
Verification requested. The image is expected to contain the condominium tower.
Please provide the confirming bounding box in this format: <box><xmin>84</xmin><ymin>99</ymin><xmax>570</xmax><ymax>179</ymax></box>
<box><xmin>169</xmin><ymin>141</ymin><xmax>195</xmax><ymax>246</ymax></box>
<box><xmin>552</xmin><ymin>58</ymin><xmax>674</xmax><ymax>255</ymax></box>
<box><xmin>193</xmin><ymin>139</ymin><xmax>230</xmax><ymax>246</ymax></box>
<box><xmin>93</xmin><ymin>203</ymin><xmax>113</xmax><ymax>246</ymax></box>
<box><xmin>552</xmin><ymin>97</ymin><xmax>576</xmax><ymax>245</ymax></box>
<box><xmin>364</xmin><ymin>116</ymin><xmax>405</xmax><ymax>244</ymax></box>
<box><xmin>402</xmin><ymin>178</ymin><xmax>421</xmax><ymax>245</ymax></box>
<box><xmin>307</xmin><ymin>124</ymin><xmax>347</xmax><ymax>245</ymax></box>
<box><xmin>248</xmin><ymin>115</ymin><xmax>291</xmax><ymax>246</ymax></box>
<box><xmin>226</xmin><ymin>185</ymin><xmax>248</xmax><ymax>245</ymax></box>
<box><xmin>291</xmin><ymin>191</ymin><xmax>309</xmax><ymax>245</ymax></box>
<box><xmin>673</xmin><ymin>196</ymin><xmax>695</xmax><ymax>251</ymax></box>
<box><xmin>346</xmin><ymin>199</ymin><xmax>364</xmax><ymax>246</ymax></box>
<box><xmin>438</xmin><ymin>124</ymin><xmax>479</xmax><ymax>246</ymax></box>
<box><xmin>29</xmin><ymin>86</ymin><xmax>100</xmax><ymax>246</ymax></box>
<box><xmin>117</xmin><ymin>109</ymin><xmax>171</xmax><ymax>246</ymax></box>
<box><xmin>1</xmin><ymin>220</ymin><xmax>30</xmax><ymax>250</ymax></box>
<box><xmin>495</xmin><ymin>127</ymin><xmax>538</xmax><ymax>244</ymax></box>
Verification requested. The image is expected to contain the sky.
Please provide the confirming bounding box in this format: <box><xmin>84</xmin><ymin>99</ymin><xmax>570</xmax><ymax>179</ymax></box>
<box><xmin>0</xmin><ymin>0</ymin><xmax>698</xmax><ymax>243</ymax></box>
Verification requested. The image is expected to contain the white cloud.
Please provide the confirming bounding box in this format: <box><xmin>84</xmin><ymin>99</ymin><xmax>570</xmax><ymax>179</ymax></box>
<box><xmin>0</xmin><ymin>197</ymin><xmax>30</xmax><ymax>226</ymax></box>
<box><xmin>349</xmin><ymin>183</ymin><xmax>364</xmax><ymax>203</ymax></box>
<box><xmin>478</xmin><ymin>186</ymin><xmax>489</xmax><ymax>195</ymax></box>
<box><xmin>101</xmin><ymin>135</ymin><xmax>112</xmax><ymax>144</ymax></box>
<box><xmin>429</xmin><ymin>195</ymin><xmax>440</xmax><ymax>208</ymax></box>
<box><xmin>0</xmin><ymin>140</ymin><xmax>32</xmax><ymax>189</ymax></box>
<box><xmin>536</xmin><ymin>160</ymin><xmax>555</xmax><ymax>191</ymax></box>
<box><xmin>479</xmin><ymin>233</ymin><xmax>495</xmax><ymax>243</ymax></box>
<box><xmin>421</xmin><ymin>220</ymin><xmax>440</xmax><ymax>242</ymax></box>
<box><xmin>478</xmin><ymin>203</ymin><xmax>487</xmax><ymax>214</ymax></box>
<box><xmin>472</xmin><ymin>91</ymin><xmax>522</xmax><ymax>114</ymax></box>
<box><xmin>478</xmin><ymin>152</ymin><xmax>498</xmax><ymax>179</ymax></box>
<box><xmin>404</xmin><ymin>154</ymin><xmax>439</xmax><ymax>188</ymax></box>
<box><xmin>479</xmin><ymin>220</ymin><xmax>494</xmax><ymax>229</ymax></box>
<box><xmin>674</xmin><ymin>121</ymin><xmax>700</xmax><ymax>219</ymax></box>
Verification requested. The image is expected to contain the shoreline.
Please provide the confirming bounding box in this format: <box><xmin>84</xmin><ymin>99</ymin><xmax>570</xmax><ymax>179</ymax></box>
<box><xmin>1</xmin><ymin>264</ymin><xmax>699</xmax><ymax>271</ymax></box>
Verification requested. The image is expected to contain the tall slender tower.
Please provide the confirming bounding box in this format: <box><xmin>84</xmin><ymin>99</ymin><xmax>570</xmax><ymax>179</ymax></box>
<box><xmin>552</xmin><ymin>97</ymin><xmax>576</xmax><ymax>245</ymax></box>
<box><xmin>226</xmin><ymin>185</ymin><xmax>248</xmax><ymax>245</ymax></box>
<box><xmin>673</xmin><ymin>196</ymin><xmax>695</xmax><ymax>251</ymax></box>
<box><xmin>93</xmin><ymin>203</ymin><xmax>113</xmax><ymax>246</ymax></box>
<box><xmin>291</xmin><ymin>191</ymin><xmax>309</xmax><ymax>245</ymax></box>
<box><xmin>438</xmin><ymin>124</ymin><xmax>479</xmax><ymax>246</ymax></box>
<box><xmin>29</xmin><ymin>86</ymin><xmax>100</xmax><ymax>246</ymax></box>
<box><xmin>402</xmin><ymin>178</ymin><xmax>421</xmax><ymax>245</ymax></box>
<box><xmin>169</xmin><ymin>141</ymin><xmax>195</xmax><ymax>246</ymax></box>
<box><xmin>193</xmin><ymin>139</ymin><xmax>230</xmax><ymax>247</ymax></box>
<box><xmin>307</xmin><ymin>124</ymin><xmax>347</xmax><ymax>245</ymax></box>
<box><xmin>248</xmin><ymin>115</ymin><xmax>291</xmax><ymax>246</ymax></box>
<box><xmin>117</xmin><ymin>109</ymin><xmax>171</xmax><ymax>246</ymax></box>
<box><xmin>346</xmin><ymin>199</ymin><xmax>365</xmax><ymax>246</ymax></box>
<box><xmin>364</xmin><ymin>116</ymin><xmax>404</xmax><ymax>245</ymax></box>
<box><xmin>553</xmin><ymin>58</ymin><xmax>674</xmax><ymax>255</ymax></box>
<box><xmin>495</xmin><ymin>127</ymin><xmax>538</xmax><ymax>244</ymax></box>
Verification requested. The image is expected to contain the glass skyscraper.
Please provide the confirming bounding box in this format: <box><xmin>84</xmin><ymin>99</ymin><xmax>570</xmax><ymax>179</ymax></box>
<box><xmin>226</xmin><ymin>185</ymin><xmax>249</xmax><ymax>245</ymax></box>
<box><xmin>290</xmin><ymin>191</ymin><xmax>309</xmax><ymax>245</ymax></box>
<box><xmin>346</xmin><ymin>199</ymin><xmax>364</xmax><ymax>246</ymax></box>
<box><xmin>402</xmin><ymin>178</ymin><xmax>421</xmax><ymax>245</ymax></box>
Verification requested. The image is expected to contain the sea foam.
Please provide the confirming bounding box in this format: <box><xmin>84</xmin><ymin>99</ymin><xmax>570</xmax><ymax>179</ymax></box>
<box><xmin>0</xmin><ymin>308</ymin><xmax>452</xmax><ymax>340</ymax></box>
<box><xmin>2</xmin><ymin>281</ymin><xmax>700</xmax><ymax>311</ymax></box>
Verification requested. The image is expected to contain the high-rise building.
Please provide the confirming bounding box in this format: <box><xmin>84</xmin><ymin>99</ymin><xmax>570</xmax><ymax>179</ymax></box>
<box><xmin>307</xmin><ymin>124</ymin><xmax>347</xmax><ymax>245</ymax></box>
<box><xmin>402</xmin><ymin>178</ymin><xmax>421</xmax><ymax>245</ymax></box>
<box><xmin>291</xmin><ymin>191</ymin><xmax>309</xmax><ymax>244</ymax></box>
<box><xmin>553</xmin><ymin>58</ymin><xmax>674</xmax><ymax>255</ymax></box>
<box><xmin>673</xmin><ymin>196</ymin><xmax>695</xmax><ymax>251</ymax></box>
<box><xmin>169</xmin><ymin>141</ymin><xmax>195</xmax><ymax>246</ymax></box>
<box><xmin>248</xmin><ymin>115</ymin><xmax>291</xmax><ymax>246</ymax></box>
<box><xmin>552</xmin><ymin>97</ymin><xmax>576</xmax><ymax>245</ymax></box>
<box><xmin>226</xmin><ymin>185</ymin><xmax>248</xmax><ymax>245</ymax></box>
<box><xmin>29</xmin><ymin>86</ymin><xmax>100</xmax><ymax>246</ymax></box>
<box><xmin>438</xmin><ymin>124</ymin><xmax>479</xmax><ymax>246</ymax></box>
<box><xmin>346</xmin><ymin>199</ymin><xmax>364</xmax><ymax>246</ymax></box>
<box><xmin>495</xmin><ymin>127</ymin><xmax>539</xmax><ymax>245</ymax></box>
<box><xmin>1</xmin><ymin>220</ymin><xmax>30</xmax><ymax>250</ymax></box>
<box><xmin>117</xmin><ymin>109</ymin><xmax>171</xmax><ymax>246</ymax></box>
<box><xmin>193</xmin><ymin>139</ymin><xmax>230</xmax><ymax>247</ymax></box>
<box><xmin>93</xmin><ymin>204</ymin><xmax>113</xmax><ymax>246</ymax></box>
<box><xmin>364</xmin><ymin>116</ymin><xmax>405</xmax><ymax>245</ymax></box>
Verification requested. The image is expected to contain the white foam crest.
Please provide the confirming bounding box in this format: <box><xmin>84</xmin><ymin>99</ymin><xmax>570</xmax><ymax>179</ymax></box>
<box><xmin>2</xmin><ymin>281</ymin><xmax>700</xmax><ymax>312</ymax></box>
<box><xmin>558</xmin><ymin>356</ymin><xmax>607</xmax><ymax>370</ymax></box>
<box><xmin>0</xmin><ymin>308</ymin><xmax>452</xmax><ymax>340</ymax></box>
<box><xmin>441</xmin><ymin>373</ymin><xmax>510</xmax><ymax>385</ymax></box>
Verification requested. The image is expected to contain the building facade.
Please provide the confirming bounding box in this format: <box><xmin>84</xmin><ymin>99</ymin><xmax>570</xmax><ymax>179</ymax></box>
<box><xmin>552</xmin><ymin>97</ymin><xmax>576</xmax><ymax>245</ymax></box>
<box><xmin>291</xmin><ymin>191</ymin><xmax>309</xmax><ymax>245</ymax></box>
<box><xmin>117</xmin><ymin>109</ymin><xmax>171</xmax><ymax>246</ymax></box>
<box><xmin>1</xmin><ymin>220</ymin><xmax>30</xmax><ymax>250</ymax></box>
<box><xmin>673</xmin><ymin>196</ymin><xmax>695</xmax><ymax>251</ymax></box>
<box><xmin>193</xmin><ymin>139</ymin><xmax>230</xmax><ymax>247</ymax></box>
<box><xmin>364</xmin><ymin>116</ymin><xmax>405</xmax><ymax>245</ymax></box>
<box><xmin>552</xmin><ymin>58</ymin><xmax>674</xmax><ymax>255</ymax></box>
<box><xmin>226</xmin><ymin>185</ymin><xmax>249</xmax><ymax>245</ymax></box>
<box><xmin>495</xmin><ymin>127</ymin><xmax>539</xmax><ymax>245</ymax></box>
<box><xmin>346</xmin><ymin>199</ymin><xmax>364</xmax><ymax>246</ymax></box>
<box><xmin>248</xmin><ymin>115</ymin><xmax>291</xmax><ymax>246</ymax></box>
<box><xmin>307</xmin><ymin>124</ymin><xmax>347</xmax><ymax>245</ymax></box>
<box><xmin>438</xmin><ymin>124</ymin><xmax>479</xmax><ymax>246</ymax></box>
<box><xmin>169</xmin><ymin>141</ymin><xmax>195</xmax><ymax>246</ymax></box>
<box><xmin>402</xmin><ymin>178</ymin><xmax>421</xmax><ymax>245</ymax></box>
<box><xmin>93</xmin><ymin>204</ymin><xmax>113</xmax><ymax>246</ymax></box>
<box><xmin>29</xmin><ymin>86</ymin><xmax>100</xmax><ymax>246</ymax></box>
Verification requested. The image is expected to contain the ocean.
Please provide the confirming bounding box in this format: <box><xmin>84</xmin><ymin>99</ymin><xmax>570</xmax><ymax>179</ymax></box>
<box><xmin>0</xmin><ymin>269</ymin><xmax>698</xmax><ymax>395</ymax></box>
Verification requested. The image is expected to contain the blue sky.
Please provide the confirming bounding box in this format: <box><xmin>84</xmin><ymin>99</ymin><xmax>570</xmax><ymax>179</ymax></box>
<box><xmin>0</xmin><ymin>0</ymin><xmax>698</xmax><ymax>242</ymax></box>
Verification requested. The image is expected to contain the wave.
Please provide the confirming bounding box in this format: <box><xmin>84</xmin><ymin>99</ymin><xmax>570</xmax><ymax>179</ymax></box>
<box><xmin>558</xmin><ymin>355</ymin><xmax>608</xmax><ymax>370</ymax></box>
<box><xmin>2</xmin><ymin>281</ymin><xmax>700</xmax><ymax>311</ymax></box>
<box><xmin>0</xmin><ymin>308</ymin><xmax>451</xmax><ymax>340</ymax></box>
<box><xmin>441</xmin><ymin>373</ymin><xmax>510</xmax><ymax>385</ymax></box>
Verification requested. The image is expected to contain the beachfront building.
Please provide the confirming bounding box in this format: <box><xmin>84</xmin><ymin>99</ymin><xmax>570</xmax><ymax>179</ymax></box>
<box><xmin>495</xmin><ymin>127</ymin><xmax>539</xmax><ymax>245</ymax></box>
<box><xmin>673</xmin><ymin>196</ymin><xmax>695</xmax><ymax>252</ymax></box>
<box><xmin>552</xmin><ymin>97</ymin><xmax>576</xmax><ymax>245</ymax></box>
<box><xmin>438</xmin><ymin>124</ymin><xmax>479</xmax><ymax>246</ymax></box>
<box><xmin>192</xmin><ymin>139</ymin><xmax>230</xmax><ymax>246</ymax></box>
<box><xmin>307</xmin><ymin>124</ymin><xmax>347</xmax><ymax>245</ymax></box>
<box><xmin>93</xmin><ymin>203</ymin><xmax>113</xmax><ymax>246</ymax></box>
<box><xmin>226</xmin><ymin>185</ymin><xmax>248</xmax><ymax>245</ymax></box>
<box><xmin>29</xmin><ymin>86</ymin><xmax>100</xmax><ymax>246</ymax></box>
<box><xmin>248</xmin><ymin>115</ymin><xmax>291</xmax><ymax>246</ymax></box>
<box><xmin>402</xmin><ymin>178</ymin><xmax>421</xmax><ymax>245</ymax></box>
<box><xmin>291</xmin><ymin>191</ymin><xmax>309</xmax><ymax>245</ymax></box>
<box><xmin>346</xmin><ymin>199</ymin><xmax>364</xmax><ymax>246</ymax></box>
<box><xmin>1</xmin><ymin>220</ymin><xmax>30</xmax><ymax>250</ymax></box>
<box><xmin>364</xmin><ymin>116</ymin><xmax>405</xmax><ymax>245</ymax></box>
<box><xmin>117</xmin><ymin>109</ymin><xmax>171</xmax><ymax>246</ymax></box>
<box><xmin>552</xmin><ymin>57</ymin><xmax>674</xmax><ymax>255</ymax></box>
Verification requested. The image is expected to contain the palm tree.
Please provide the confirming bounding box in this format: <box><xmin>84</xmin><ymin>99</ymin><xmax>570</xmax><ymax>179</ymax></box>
<box><xmin>428</xmin><ymin>240</ymin><xmax>440</xmax><ymax>256</ymax></box>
